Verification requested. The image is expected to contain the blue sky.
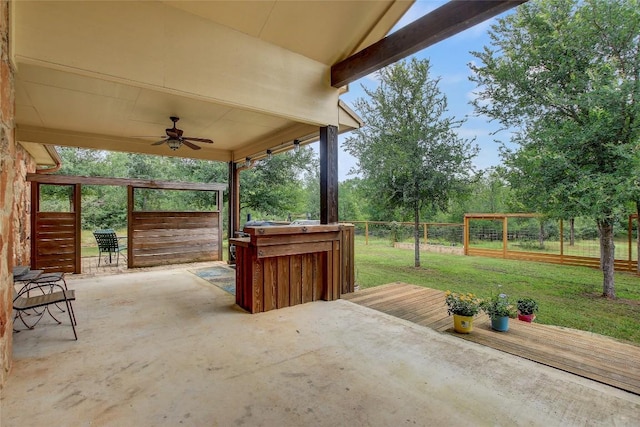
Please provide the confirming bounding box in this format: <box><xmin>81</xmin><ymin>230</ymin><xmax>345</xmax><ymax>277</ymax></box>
<box><xmin>334</xmin><ymin>0</ymin><xmax>518</xmax><ymax>181</ymax></box>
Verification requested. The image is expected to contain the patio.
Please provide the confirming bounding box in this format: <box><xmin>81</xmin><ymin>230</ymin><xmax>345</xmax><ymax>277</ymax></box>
<box><xmin>2</xmin><ymin>265</ymin><xmax>639</xmax><ymax>426</ymax></box>
<box><xmin>344</xmin><ymin>282</ymin><xmax>640</xmax><ymax>395</ymax></box>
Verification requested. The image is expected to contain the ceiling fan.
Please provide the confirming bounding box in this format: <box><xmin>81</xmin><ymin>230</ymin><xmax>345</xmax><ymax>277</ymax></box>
<box><xmin>152</xmin><ymin>116</ymin><xmax>214</xmax><ymax>151</ymax></box>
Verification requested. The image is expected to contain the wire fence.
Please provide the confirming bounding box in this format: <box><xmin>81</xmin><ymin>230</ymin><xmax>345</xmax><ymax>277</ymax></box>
<box><xmin>464</xmin><ymin>214</ymin><xmax>638</xmax><ymax>272</ymax></box>
<box><xmin>347</xmin><ymin>221</ymin><xmax>465</xmax><ymax>254</ymax></box>
<box><xmin>345</xmin><ymin>215</ymin><xmax>640</xmax><ymax>272</ymax></box>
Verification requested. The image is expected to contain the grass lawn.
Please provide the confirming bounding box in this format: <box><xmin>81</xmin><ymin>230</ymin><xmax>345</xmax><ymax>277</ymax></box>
<box><xmin>354</xmin><ymin>237</ymin><xmax>640</xmax><ymax>345</ymax></box>
<box><xmin>80</xmin><ymin>229</ymin><xmax>127</xmax><ymax>257</ymax></box>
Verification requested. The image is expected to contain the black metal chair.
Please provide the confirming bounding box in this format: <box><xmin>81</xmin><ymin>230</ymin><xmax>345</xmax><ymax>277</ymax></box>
<box><xmin>13</xmin><ymin>281</ymin><xmax>77</xmax><ymax>340</ymax></box>
<box><xmin>93</xmin><ymin>229</ymin><xmax>127</xmax><ymax>267</ymax></box>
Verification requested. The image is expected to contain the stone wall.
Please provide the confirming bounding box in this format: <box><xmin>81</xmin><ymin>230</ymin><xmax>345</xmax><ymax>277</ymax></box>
<box><xmin>0</xmin><ymin>0</ymin><xmax>33</xmax><ymax>388</ymax></box>
<box><xmin>12</xmin><ymin>144</ymin><xmax>33</xmax><ymax>265</ymax></box>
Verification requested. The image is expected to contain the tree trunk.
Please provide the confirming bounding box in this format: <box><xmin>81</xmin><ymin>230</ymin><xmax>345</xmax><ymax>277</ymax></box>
<box><xmin>569</xmin><ymin>217</ymin><xmax>575</xmax><ymax>246</ymax></box>
<box><xmin>538</xmin><ymin>221</ymin><xmax>544</xmax><ymax>248</ymax></box>
<box><xmin>597</xmin><ymin>219</ymin><xmax>616</xmax><ymax>298</ymax></box>
<box><xmin>414</xmin><ymin>204</ymin><xmax>420</xmax><ymax>268</ymax></box>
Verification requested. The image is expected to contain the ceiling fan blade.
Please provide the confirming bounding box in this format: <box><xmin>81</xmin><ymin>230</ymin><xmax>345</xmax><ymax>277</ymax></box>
<box><xmin>151</xmin><ymin>139</ymin><xmax>167</xmax><ymax>146</ymax></box>
<box><xmin>182</xmin><ymin>140</ymin><xmax>202</xmax><ymax>150</ymax></box>
<box><xmin>183</xmin><ymin>137</ymin><xmax>214</xmax><ymax>144</ymax></box>
<box><xmin>166</xmin><ymin>130</ymin><xmax>180</xmax><ymax>139</ymax></box>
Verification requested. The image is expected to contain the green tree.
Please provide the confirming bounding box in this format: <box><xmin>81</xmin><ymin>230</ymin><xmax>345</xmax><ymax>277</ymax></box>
<box><xmin>338</xmin><ymin>178</ymin><xmax>367</xmax><ymax>221</ymax></box>
<box><xmin>54</xmin><ymin>148</ymin><xmax>229</xmax><ymax>229</ymax></box>
<box><xmin>345</xmin><ymin>58</ymin><xmax>477</xmax><ymax>267</ymax></box>
<box><xmin>443</xmin><ymin>167</ymin><xmax>511</xmax><ymax>222</ymax></box>
<box><xmin>470</xmin><ymin>0</ymin><xmax>640</xmax><ymax>298</ymax></box>
<box><xmin>240</xmin><ymin>147</ymin><xmax>317</xmax><ymax>220</ymax></box>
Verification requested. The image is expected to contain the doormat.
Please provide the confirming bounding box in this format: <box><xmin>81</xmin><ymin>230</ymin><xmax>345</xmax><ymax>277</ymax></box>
<box><xmin>191</xmin><ymin>265</ymin><xmax>236</xmax><ymax>296</ymax></box>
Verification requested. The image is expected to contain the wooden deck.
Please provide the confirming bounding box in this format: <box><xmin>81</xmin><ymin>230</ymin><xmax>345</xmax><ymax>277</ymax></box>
<box><xmin>343</xmin><ymin>282</ymin><xmax>640</xmax><ymax>396</ymax></box>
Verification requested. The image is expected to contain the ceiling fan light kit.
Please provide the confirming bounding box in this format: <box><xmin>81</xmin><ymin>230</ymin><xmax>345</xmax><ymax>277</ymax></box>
<box><xmin>167</xmin><ymin>139</ymin><xmax>182</xmax><ymax>150</ymax></box>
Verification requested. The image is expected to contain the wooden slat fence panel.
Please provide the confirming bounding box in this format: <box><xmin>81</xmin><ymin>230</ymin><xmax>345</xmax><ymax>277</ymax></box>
<box><xmin>33</xmin><ymin>212</ymin><xmax>78</xmax><ymax>273</ymax></box>
<box><xmin>129</xmin><ymin>211</ymin><xmax>221</xmax><ymax>267</ymax></box>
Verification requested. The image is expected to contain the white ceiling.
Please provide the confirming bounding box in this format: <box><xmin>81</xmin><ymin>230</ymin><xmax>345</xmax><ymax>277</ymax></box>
<box><xmin>13</xmin><ymin>1</ymin><xmax>413</xmax><ymax>164</ymax></box>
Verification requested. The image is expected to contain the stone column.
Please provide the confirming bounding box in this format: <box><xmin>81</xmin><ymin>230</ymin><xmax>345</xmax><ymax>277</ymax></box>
<box><xmin>0</xmin><ymin>0</ymin><xmax>15</xmax><ymax>385</ymax></box>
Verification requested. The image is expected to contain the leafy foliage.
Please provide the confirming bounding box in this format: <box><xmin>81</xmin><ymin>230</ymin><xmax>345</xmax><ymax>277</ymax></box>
<box><xmin>469</xmin><ymin>0</ymin><xmax>640</xmax><ymax>297</ymax></box>
<box><xmin>445</xmin><ymin>291</ymin><xmax>482</xmax><ymax>316</ymax></box>
<box><xmin>517</xmin><ymin>297</ymin><xmax>539</xmax><ymax>315</ymax></box>
<box><xmin>481</xmin><ymin>293</ymin><xmax>517</xmax><ymax>318</ymax></box>
<box><xmin>345</xmin><ymin>58</ymin><xmax>477</xmax><ymax>266</ymax></box>
<box><xmin>240</xmin><ymin>147</ymin><xmax>317</xmax><ymax>220</ymax></box>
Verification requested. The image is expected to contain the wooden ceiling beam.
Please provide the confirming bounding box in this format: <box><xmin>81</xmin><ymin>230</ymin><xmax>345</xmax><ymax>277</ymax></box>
<box><xmin>331</xmin><ymin>0</ymin><xmax>527</xmax><ymax>88</ymax></box>
<box><xmin>26</xmin><ymin>173</ymin><xmax>227</xmax><ymax>191</ymax></box>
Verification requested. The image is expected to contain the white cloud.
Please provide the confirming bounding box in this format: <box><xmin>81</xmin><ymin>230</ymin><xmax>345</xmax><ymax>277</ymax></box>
<box><xmin>457</xmin><ymin>127</ymin><xmax>492</xmax><ymax>139</ymax></box>
<box><xmin>439</xmin><ymin>72</ymin><xmax>468</xmax><ymax>86</ymax></box>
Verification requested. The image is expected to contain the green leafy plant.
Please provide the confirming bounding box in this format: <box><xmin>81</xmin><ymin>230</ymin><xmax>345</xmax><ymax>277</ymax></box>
<box><xmin>481</xmin><ymin>293</ymin><xmax>516</xmax><ymax>318</ymax></box>
<box><xmin>445</xmin><ymin>291</ymin><xmax>482</xmax><ymax>317</ymax></box>
<box><xmin>517</xmin><ymin>297</ymin><xmax>539</xmax><ymax>315</ymax></box>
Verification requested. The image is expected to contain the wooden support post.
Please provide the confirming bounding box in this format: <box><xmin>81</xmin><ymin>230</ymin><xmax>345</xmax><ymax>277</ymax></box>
<box><xmin>560</xmin><ymin>219</ymin><xmax>564</xmax><ymax>261</ymax></box>
<box><xmin>628</xmin><ymin>215</ymin><xmax>633</xmax><ymax>271</ymax></box>
<box><xmin>365</xmin><ymin>221</ymin><xmax>369</xmax><ymax>245</ymax></box>
<box><xmin>463</xmin><ymin>215</ymin><xmax>469</xmax><ymax>256</ymax></box>
<box><xmin>423</xmin><ymin>223</ymin><xmax>428</xmax><ymax>244</ymax></box>
<box><xmin>320</xmin><ymin>125</ymin><xmax>338</xmax><ymax>224</ymax></box>
<box><xmin>217</xmin><ymin>189</ymin><xmax>224</xmax><ymax>260</ymax></box>
<box><xmin>636</xmin><ymin>214</ymin><xmax>640</xmax><ymax>275</ymax></box>
<box><xmin>503</xmin><ymin>216</ymin><xmax>508</xmax><ymax>258</ymax></box>
<box><xmin>228</xmin><ymin>161</ymin><xmax>240</xmax><ymax>262</ymax></box>
<box><xmin>73</xmin><ymin>184</ymin><xmax>82</xmax><ymax>273</ymax></box>
<box><xmin>30</xmin><ymin>182</ymin><xmax>39</xmax><ymax>267</ymax></box>
<box><xmin>127</xmin><ymin>185</ymin><xmax>133</xmax><ymax>268</ymax></box>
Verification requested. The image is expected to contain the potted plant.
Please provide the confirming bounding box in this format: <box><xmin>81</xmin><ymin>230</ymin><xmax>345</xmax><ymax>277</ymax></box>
<box><xmin>445</xmin><ymin>291</ymin><xmax>482</xmax><ymax>333</ymax></box>
<box><xmin>480</xmin><ymin>293</ymin><xmax>516</xmax><ymax>332</ymax></box>
<box><xmin>517</xmin><ymin>297</ymin><xmax>539</xmax><ymax>322</ymax></box>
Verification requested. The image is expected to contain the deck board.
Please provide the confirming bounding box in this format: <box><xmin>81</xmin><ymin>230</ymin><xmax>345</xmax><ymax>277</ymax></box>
<box><xmin>343</xmin><ymin>282</ymin><xmax>640</xmax><ymax>395</ymax></box>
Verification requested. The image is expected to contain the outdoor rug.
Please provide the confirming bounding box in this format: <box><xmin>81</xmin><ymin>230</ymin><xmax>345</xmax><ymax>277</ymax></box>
<box><xmin>191</xmin><ymin>265</ymin><xmax>236</xmax><ymax>295</ymax></box>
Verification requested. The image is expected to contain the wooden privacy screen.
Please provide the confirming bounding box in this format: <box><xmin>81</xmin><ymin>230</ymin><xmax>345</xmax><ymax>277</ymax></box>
<box><xmin>127</xmin><ymin>185</ymin><xmax>224</xmax><ymax>268</ymax></box>
<box><xmin>27</xmin><ymin>174</ymin><xmax>226</xmax><ymax>273</ymax></box>
<box><xmin>232</xmin><ymin>224</ymin><xmax>355</xmax><ymax>313</ymax></box>
<box><xmin>128</xmin><ymin>211</ymin><xmax>222</xmax><ymax>267</ymax></box>
<box><xmin>31</xmin><ymin>182</ymin><xmax>82</xmax><ymax>273</ymax></box>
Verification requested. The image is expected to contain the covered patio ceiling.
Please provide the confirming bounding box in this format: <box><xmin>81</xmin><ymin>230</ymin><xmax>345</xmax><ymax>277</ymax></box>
<box><xmin>12</xmin><ymin>1</ymin><xmax>525</xmax><ymax>167</ymax></box>
<box><xmin>12</xmin><ymin>0</ymin><xmax>409</xmax><ymax>164</ymax></box>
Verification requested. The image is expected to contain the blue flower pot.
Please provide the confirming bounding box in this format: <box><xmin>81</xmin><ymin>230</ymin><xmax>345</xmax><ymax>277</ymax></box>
<box><xmin>491</xmin><ymin>316</ymin><xmax>509</xmax><ymax>332</ymax></box>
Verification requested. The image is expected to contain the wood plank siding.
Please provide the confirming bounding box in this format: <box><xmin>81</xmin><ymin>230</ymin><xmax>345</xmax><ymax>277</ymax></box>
<box><xmin>31</xmin><ymin>212</ymin><xmax>79</xmax><ymax>272</ymax></box>
<box><xmin>129</xmin><ymin>211</ymin><xmax>221</xmax><ymax>267</ymax></box>
<box><xmin>27</xmin><ymin>175</ymin><xmax>226</xmax><ymax>273</ymax></box>
<box><xmin>233</xmin><ymin>224</ymin><xmax>355</xmax><ymax>313</ymax></box>
<box><xmin>30</xmin><ymin>182</ymin><xmax>81</xmax><ymax>273</ymax></box>
<box><xmin>344</xmin><ymin>283</ymin><xmax>640</xmax><ymax>396</ymax></box>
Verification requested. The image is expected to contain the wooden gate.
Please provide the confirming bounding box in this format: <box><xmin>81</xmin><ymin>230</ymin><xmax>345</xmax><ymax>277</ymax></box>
<box><xmin>30</xmin><ymin>182</ymin><xmax>81</xmax><ymax>273</ymax></box>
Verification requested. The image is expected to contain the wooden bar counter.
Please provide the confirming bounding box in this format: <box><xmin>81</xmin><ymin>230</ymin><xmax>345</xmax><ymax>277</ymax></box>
<box><xmin>231</xmin><ymin>224</ymin><xmax>354</xmax><ymax>313</ymax></box>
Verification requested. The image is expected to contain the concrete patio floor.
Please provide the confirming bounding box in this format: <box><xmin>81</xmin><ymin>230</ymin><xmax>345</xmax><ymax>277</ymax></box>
<box><xmin>2</xmin><ymin>263</ymin><xmax>639</xmax><ymax>426</ymax></box>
